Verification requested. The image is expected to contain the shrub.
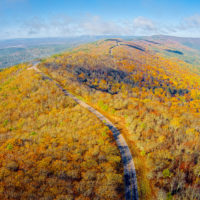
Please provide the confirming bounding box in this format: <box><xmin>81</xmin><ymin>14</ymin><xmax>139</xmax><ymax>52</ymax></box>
<box><xmin>163</xmin><ymin>169</ymin><xmax>172</xmax><ymax>178</ymax></box>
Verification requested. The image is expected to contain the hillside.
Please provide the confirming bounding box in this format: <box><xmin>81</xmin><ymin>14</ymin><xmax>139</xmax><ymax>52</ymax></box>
<box><xmin>0</xmin><ymin>64</ymin><xmax>124</xmax><ymax>200</ymax></box>
<box><xmin>39</xmin><ymin>39</ymin><xmax>200</xmax><ymax>199</ymax></box>
<box><xmin>135</xmin><ymin>35</ymin><xmax>200</xmax><ymax>74</ymax></box>
<box><xmin>149</xmin><ymin>35</ymin><xmax>200</xmax><ymax>51</ymax></box>
<box><xmin>0</xmin><ymin>38</ymin><xmax>200</xmax><ymax>200</ymax></box>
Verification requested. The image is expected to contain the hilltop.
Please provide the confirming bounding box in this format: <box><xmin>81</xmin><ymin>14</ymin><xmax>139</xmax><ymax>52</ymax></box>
<box><xmin>136</xmin><ymin>35</ymin><xmax>200</xmax><ymax>73</ymax></box>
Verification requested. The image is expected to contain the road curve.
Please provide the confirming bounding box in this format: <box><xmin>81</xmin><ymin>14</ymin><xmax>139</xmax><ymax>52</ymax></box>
<box><xmin>109</xmin><ymin>41</ymin><xmax>119</xmax><ymax>56</ymax></box>
<box><xmin>29</xmin><ymin>62</ymin><xmax>139</xmax><ymax>200</ymax></box>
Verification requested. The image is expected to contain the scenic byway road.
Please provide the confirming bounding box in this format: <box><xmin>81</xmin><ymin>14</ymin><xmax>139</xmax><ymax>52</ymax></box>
<box><xmin>29</xmin><ymin>62</ymin><xmax>139</xmax><ymax>200</ymax></box>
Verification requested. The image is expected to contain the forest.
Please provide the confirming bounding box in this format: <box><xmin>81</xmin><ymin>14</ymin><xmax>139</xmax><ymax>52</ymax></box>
<box><xmin>0</xmin><ymin>38</ymin><xmax>200</xmax><ymax>200</ymax></box>
<box><xmin>0</xmin><ymin>64</ymin><xmax>124</xmax><ymax>199</ymax></box>
<box><xmin>39</xmin><ymin>39</ymin><xmax>200</xmax><ymax>199</ymax></box>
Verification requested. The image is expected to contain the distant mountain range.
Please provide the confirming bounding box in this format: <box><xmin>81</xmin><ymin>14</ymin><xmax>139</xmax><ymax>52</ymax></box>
<box><xmin>134</xmin><ymin>35</ymin><xmax>200</xmax><ymax>73</ymax></box>
<box><xmin>0</xmin><ymin>35</ymin><xmax>200</xmax><ymax>69</ymax></box>
<box><xmin>0</xmin><ymin>36</ymin><xmax>110</xmax><ymax>68</ymax></box>
<box><xmin>150</xmin><ymin>35</ymin><xmax>200</xmax><ymax>50</ymax></box>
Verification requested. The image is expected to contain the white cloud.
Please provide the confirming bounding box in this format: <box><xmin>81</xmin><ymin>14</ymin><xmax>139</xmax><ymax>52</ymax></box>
<box><xmin>133</xmin><ymin>16</ymin><xmax>156</xmax><ymax>31</ymax></box>
<box><xmin>1</xmin><ymin>14</ymin><xmax>200</xmax><ymax>39</ymax></box>
<box><xmin>166</xmin><ymin>14</ymin><xmax>200</xmax><ymax>37</ymax></box>
<box><xmin>0</xmin><ymin>15</ymin><xmax>160</xmax><ymax>38</ymax></box>
<box><xmin>22</xmin><ymin>16</ymin><xmax>81</xmax><ymax>37</ymax></box>
<box><xmin>79</xmin><ymin>15</ymin><xmax>132</xmax><ymax>35</ymax></box>
<box><xmin>183</xmin><ymin>14</ymin><xmax>200</xmax><ymax>28</ymax></box>
<box><xmin>19</xmin><ymin>15</ymin><xmax>129</xmax><ymax>37</ymax></box>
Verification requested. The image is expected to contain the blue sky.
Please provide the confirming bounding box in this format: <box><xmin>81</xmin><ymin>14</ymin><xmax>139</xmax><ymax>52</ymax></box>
<box><xmin>0</xmin><ymin>0</ymin><xmax>200</xmax><ymax>39</ymax></box>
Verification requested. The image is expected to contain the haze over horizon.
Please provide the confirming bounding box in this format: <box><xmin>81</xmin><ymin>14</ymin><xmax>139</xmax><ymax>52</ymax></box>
<box><xmin>0</xmin><ymin>0</ymin><xmax>200</xmax><ymax>39</ymax></box>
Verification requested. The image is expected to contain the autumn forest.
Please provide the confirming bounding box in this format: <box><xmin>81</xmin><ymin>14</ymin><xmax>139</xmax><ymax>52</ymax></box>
<box><xmin>0</xmin><ymin>37</ymin><xmax>200</xmax><ymax>200</ymax></box>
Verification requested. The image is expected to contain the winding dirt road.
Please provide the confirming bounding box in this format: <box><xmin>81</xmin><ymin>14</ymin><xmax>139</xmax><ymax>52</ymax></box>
<box><xmin>29</xmin><ymin>62</ymin><xmax>139</xmax><ymax>200</ymax></box>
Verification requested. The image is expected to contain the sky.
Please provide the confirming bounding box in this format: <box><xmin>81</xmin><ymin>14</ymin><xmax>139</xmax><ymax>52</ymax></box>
<box><xmin>0</xmin><ymin>0</ymin><xmax>200</xmax><ymax>39</ymax></box>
